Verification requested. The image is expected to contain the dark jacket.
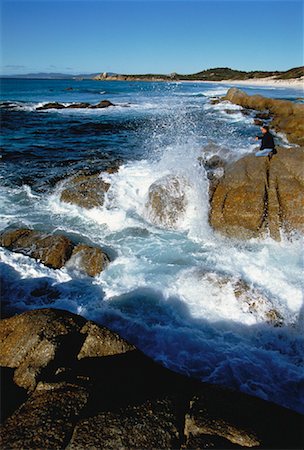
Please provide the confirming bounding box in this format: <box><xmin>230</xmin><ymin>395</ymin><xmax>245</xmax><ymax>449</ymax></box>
<box><xmin>258</xmin><ymin>131</ymin><xmax>275</xmax><ymax>150</ymax></box>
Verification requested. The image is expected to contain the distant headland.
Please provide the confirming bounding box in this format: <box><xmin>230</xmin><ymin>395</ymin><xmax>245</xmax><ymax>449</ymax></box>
<box><xmin>1</xmin><ymin>66</ymin><xmax>303</xmax><ymax>84</ymax></box>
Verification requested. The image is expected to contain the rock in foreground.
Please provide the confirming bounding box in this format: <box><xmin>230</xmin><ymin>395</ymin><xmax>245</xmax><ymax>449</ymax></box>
<box><xmin>0</xmin><ymin>308</ymin><xmax>302</xmax><ymax>449</ymax></box>
<box><xmin>210</xmin><ymin>148</ymin><xmax>304</xmax><ymax>239</ymax></box>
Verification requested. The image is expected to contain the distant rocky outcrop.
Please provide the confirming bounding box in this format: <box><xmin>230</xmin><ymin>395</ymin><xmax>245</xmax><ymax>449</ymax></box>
<box><xmin>210</xmin><ymin>147</ymin><xmax>304</xmax><ymax>239</ymax></box>
<box><xmin>60</xmin><ymin>172</ymin><xmax>111</xmax><ymax>209</ymax></box>
<box><xmin>0</xmin><ymin>308</ymin><xmax>302</xmax><ymax>449</ymax></box>
<box><xmin>0</xmin><ymin>229</ymin><xmax>110</xmax><ymax>276</ymax></box>
<box><xmin>37</xmin><ymin>100</ymin><xmax>115</xmax><ymax>110</ymax></box>
<box><xmin>224</xmin><ymin>88</ymin><xmax>304</xmax><ymax>146</ymax></box>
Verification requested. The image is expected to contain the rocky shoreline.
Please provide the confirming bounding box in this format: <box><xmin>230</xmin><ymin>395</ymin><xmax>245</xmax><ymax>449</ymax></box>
<box><xmin>1</xmin><ymin>308</ymin><xmax>303</xmax><ymax>449</ymax></box>
<box><xmin>1</xmin><ymin>88</ymin><xmax>304</xmax><ymax>448</ymax></box>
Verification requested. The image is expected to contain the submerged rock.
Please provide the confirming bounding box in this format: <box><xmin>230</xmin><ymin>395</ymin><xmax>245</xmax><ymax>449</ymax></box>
<box><xmin>199</xmin><ymin>271</ymin><xmax>284</xmax><ymax>326</ymax></box>
<box><xmin>60</xmin><ymin>172</ymin><xmax>110</xmax><ymax>209</ymax></box>
<box><xmin>0</xmin><ymin>308</ymin><xmax>302</xmax><ymax>449</ymax></box>
<box><xmin>210</xmin><ymin>147</ymin><xmax>304</xmax><ymax>239</ymax></box>
<box><xmin>69</xmin><ymin>244</ymin><xmax>110</xmax><ymax>277</ymax></box>
<box><xmin>0</xmin><ymin>228</ymin><xmax>111</xmax><ymax>276</ymax></box>
<box><xmin>146</xmin><ymin>175</ymin><xmax>187</xmax><ymax>228</ymax></box>
<box><xmin>0</xmin><ymin>229</ymin><xmax>73</xmax><ymax>269</ymax></box>
<box><xmin>224</xmin><ymin>88</ymin><xmax>304</xmax><ymax>146</ymax></box>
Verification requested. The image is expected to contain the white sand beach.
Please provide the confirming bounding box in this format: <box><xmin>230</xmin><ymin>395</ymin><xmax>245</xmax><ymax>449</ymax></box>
<box><xmin>184</xmin><ymin>77</ymin><xmax>304</xmax><ymax>90</ymax></box>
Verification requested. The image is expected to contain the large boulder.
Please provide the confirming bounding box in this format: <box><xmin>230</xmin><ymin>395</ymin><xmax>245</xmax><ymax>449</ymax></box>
<box><xmin>224</xmin><ymin>88</ymin><xmax>304</xmax><ymax>146</ymax></box>
<box><xmin>0</xmin><ymin>309</ymin><xmax>302</xmax><ymax>449</ymax></box>
<box><xmin>60</xmin><ymin>172</ymin><xmax>110</xmax><ymax>209</ymax></box>
<box><xmin>0</xmin><ymin>229</ymin><xmax>73</xmax><ymax>269</ymax></box>
<box><xmin>210</xmin><ymin>148</ymin><xmax>304</xmax><ymax>239</ymax></box>
<box><xmin>146</xmin><ymin>175</ymin><xmax>187</xmax><ymax>228</ymax></box>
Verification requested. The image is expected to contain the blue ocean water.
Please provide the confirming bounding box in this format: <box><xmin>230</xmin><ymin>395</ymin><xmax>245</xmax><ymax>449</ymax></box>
<box><xmin>1</xmin><ymin>78</ymin><xmax>303</xmax><ymax>413</ymax></box>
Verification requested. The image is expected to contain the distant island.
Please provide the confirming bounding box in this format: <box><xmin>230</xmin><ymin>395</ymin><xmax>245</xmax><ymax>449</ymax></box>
<box><xmin>1</xmin><ymin>66</ymin><xmax>303</xmax><ymax>82</ymax></box>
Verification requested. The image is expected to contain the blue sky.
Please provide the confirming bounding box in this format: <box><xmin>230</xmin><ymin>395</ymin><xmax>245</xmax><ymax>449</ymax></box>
<box><xmin>0</xmin><ymin>0</ymin><xmax>303</xmax><ymax>75</ymax></box>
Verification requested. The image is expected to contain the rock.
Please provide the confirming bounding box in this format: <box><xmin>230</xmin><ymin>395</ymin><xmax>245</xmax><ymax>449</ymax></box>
<box><xmin>203</xmin><ymin>154</ymin><xmax>225</xmax><ymax>170</ymax></box>
<box><xmin>0</xmin><ymin>229</ymin><xmax>73</xmax><ymax>269</ymax></box>
<box><xmin>224</xmin><ymin>88</ymin><xmax>304</xmax><ymax>146</ymax></box>
<box><xmin>78</xmin><ymin>322</ymin><xmax>135</xmax><ymax>359</ymax></box>
<box><xmin>0</xmin><ymin>382</ymin><xmax>89</xmax><ymax>450</ymax></box>
<box><xmin>0</xmin><ymin>308</ymin><xmax>302</xmax><ymax>449</ymax></box>
<box><xmin>210</xmin><ymin>148</ymin><xmax>304</xmax><ymax>239</ymax></box>
<box><xmin>36</xmin><ymin>102</ymin><xmax>66</xmax><ymax>110</ymax></box>
<box><xmin>146</xmin><ymin>175</ymin><xmax>187</xmax><ymax>228</ymax></box>
<box><xmin>66</xmin><ymin>102</ymin><xmax>91</xmax><ymax>109</ymax></box>
<box><xmin>67</xmin><ymin>398</ymin><xmax>180</xmax><ymax>450</ymax></box>
<box><xmin>183</xmin><ymin>385</ymin><xmax>302</xmax><ymax>449</ymax></box>
<box><xmin>92</xmin><ymin>100</ymin><xmax>115</xmax><ymax>108</ymax></box>
<box><xmin>255</xmin><ymin>112</ymin><xmax>271</xmax><ymax>120</ymax></box>
<box><xmin>253</xmin><ymin>118</ymin><xmax>264</xmax><ymax>126</ymax></box>
<box><xmin>0</xmin><ymin>309</ymin><xmax>134</xmax><ymax>391</ymax></box>
<box><xmin>210</xmin><ymin>98</ymin><xmax>221</xmax><ymax>105</ymax></box>
<box><xmin>0</xmin><ymin>309</ymin><xmax>86</xmax><ymax>390</ymax></box>
<box><xmin>37</xmin><ymin>100</ymin><xmax>115</xmax><ymax>111</ymax></box>
<box><xmin>60</xmin><ymin>172</ymin><xmax>110</xmax><ymax>208</ymax></box>
<box><xmin>69</xmin><ymin>244</ymin><xmax>110</xmax><ymax>277</ymax></box>
<box><xmin>0</xmin><ymin>228</ymin><xmax>111</xmax><ymax>275</ymax></box>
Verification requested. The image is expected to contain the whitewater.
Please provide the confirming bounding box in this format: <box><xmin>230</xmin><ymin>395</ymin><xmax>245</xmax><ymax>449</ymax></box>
<box><xmin>0</xmin><ymin>79</ymin><xmax>303</xmax><ymax>413</ymax></box>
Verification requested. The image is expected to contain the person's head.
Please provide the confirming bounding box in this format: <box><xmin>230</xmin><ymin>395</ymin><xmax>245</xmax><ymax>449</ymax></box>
<box><xmin>261</xmin><ymin>125</ymin><xmax>269</xmax><ymax>134</ymax></box>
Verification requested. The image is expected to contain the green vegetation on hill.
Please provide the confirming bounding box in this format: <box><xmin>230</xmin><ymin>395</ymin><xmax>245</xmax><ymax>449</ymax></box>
<box><xmin>95</xmin><ymin>66</ymin><xmax>304</xmax><ymax>82</ymax></box>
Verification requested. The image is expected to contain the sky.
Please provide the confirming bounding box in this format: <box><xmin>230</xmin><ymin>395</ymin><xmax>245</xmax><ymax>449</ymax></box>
<box><xmin>0</xmin><ymin>0</ymin><xmax>303</xmax><ymax>75</ymax></box>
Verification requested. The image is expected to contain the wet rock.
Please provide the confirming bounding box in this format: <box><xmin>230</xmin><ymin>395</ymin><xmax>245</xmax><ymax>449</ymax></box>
<box><xmin>198</xmin><ymin>271</ymin><xmax>284</xmax><ymax>326</ymax></box>
<box><xmin>253</xmin><ymin>118</ymin><xmax>264</xmax><ymax>126</ymax></box>
<box><xmin>203</xmin><ymin>154</ymin><xmax>225</xmax><ymax>170</ymax></box>
<box><xmin>69</xmin><ymin>244</ymin><xmax>110</xmax><ymax>277</ymax></box>
<box><xmin>224</xmin><ymin>88</ymin><xmax>304</xmax><ymax>146</ymax></box>
<box><xmin>210</xmin><ymin>98</ymin><xmax>221</xmax><ymax>105</ymax></box>
<box><xmin>37</xmin><ymin>100</ymin><xmax>115</xmax><ymax>111</ymax></box>
<box><xmin>66</xmin><ymin>102</ymin><xmax>91</xmax><ymax>108</ymax></box>
<box><xmin>60</xmin><ymin>172</ymin><xmax>110</xmax><ymax>208</ymax></box>
<box><xmin>146</xmin><ymin>175</ymin><xmax>187</xmax><ymax>228</ymax></box>
<box><xmin>210</xmin><ymin>148</ymin><xmax>304</xmax><ymax>239</ymax></box>
<box><xmin>0</xmin><ymin>229</ymin><xmax>73</xmax><ymax>269</ymax></box>
<box><xmin>36</xmin><ymin>102</ymin><xmax>66</xmax><ymax>110</ymax></box>
<box><xmin>92</xmin><ymin>100</ymin><xmax>115</xmax><ymax>108</ymax></box>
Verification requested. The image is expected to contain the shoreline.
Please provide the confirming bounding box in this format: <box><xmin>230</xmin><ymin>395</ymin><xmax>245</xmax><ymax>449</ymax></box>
<box><xmin>181</xmin><ymin>77</ymin><xmax>304</xmax><ymax>89</ymax></box>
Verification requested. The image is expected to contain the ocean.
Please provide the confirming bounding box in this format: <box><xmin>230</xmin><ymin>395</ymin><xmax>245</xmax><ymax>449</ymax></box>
<box><xmin>0</xmin><ymin>78</ymin><xmax>303</xmax><ymax>413</ymax></box>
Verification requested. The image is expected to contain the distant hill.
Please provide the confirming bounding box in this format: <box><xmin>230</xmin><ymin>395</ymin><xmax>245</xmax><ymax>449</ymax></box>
<box><xmin>1</xmin><ymin>67</ymin><xmax>303</xmax><ymax>81</ymax></box>
<box><xmin>177</xmin><ymin>66</ymin><xmax>304</xmax><ymax>81</ymax></box>
<box><xmin>0</xmin><ymin>72</ymin><xmax>101</xmax><ymax>79</ymax></box>
<box><xmin>94</xmin><ymin>66</ymin><xmax>304</xmax><ymax>82</ymax></box>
